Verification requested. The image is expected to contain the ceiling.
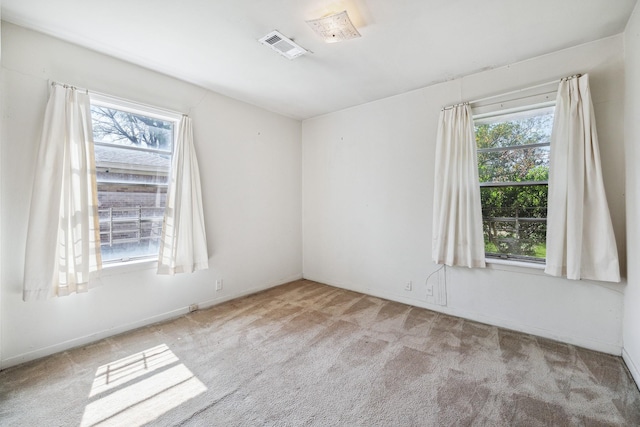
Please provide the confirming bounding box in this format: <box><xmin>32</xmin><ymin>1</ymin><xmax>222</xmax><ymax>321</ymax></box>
<box><xmin>1</xmin><ymin>0</ymin><xmax>637</xmax><ymax>120</ymax></box>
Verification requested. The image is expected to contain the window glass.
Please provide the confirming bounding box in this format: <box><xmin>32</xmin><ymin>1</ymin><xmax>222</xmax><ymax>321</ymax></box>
<box><xmin>475</xmin><ymin>106</ymin><xmax>554</xmax><ymax>263</ymax></box>
<box><xmin>90</xmin><ymin>104</ymin><xmax>176</xmax><ymax>263</ymax></box>
<box><xmin>92</xmin><ymin>106</ymin><xmax>173</xmax><ymax>152</ymax></box>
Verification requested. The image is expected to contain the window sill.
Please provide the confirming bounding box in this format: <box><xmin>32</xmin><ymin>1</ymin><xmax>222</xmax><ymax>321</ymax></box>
<box><xmin>485</xmin><ymin>257</ymin><xmax>546</xmax><ymax>275</ymax></box>
<box><xmin>99</xmin><ymin>258</ymin><xmax>158</xmax><ymax>277</ymax></box>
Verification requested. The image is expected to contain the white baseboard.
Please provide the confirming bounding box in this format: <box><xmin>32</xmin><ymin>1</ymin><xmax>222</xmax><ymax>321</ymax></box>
<box><xmin>196</xmin><ymin>273</ymin><xmax>303</xmax><ymax>310</ymax></box>
<box><xmin>0</xmin><ymin>273</ymin><xmax>303</xmax><ymax>370</ymax></box>
<box><xmin>3</xmin><ymin>272</ymin><xmax>620</xmax><ymax>370</ymax></box>
<box><xmin>622</xmin><ymin>348</ymin><xmax>640</xmax><ymax>389</ymax></box>
<box><xmin>1</xmin><ymin>306</ymin><xmax>188</xmax><ymax>370</ymax></box>
<box><xmin>303</xmin><ymin>274</ymin><xmax>622</xmax><ymax>356</ymax></box>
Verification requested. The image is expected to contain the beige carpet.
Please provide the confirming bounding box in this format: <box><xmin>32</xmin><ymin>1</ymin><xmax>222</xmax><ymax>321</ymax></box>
<box><xmin>1</xmin><ymin>280</ymin><xmax>639</xmax><ymax>426</ymax></box>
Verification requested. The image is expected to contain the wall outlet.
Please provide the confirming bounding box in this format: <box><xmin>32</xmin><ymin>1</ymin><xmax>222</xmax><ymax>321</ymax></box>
<box><xmin>215</xmin><ymin>279</ymin><xmax>223</xmax><ymax>291</ymax></box>
<box><xmin>425</xmin><ymin>266</ymin><xmax>447</xmax><ymax>306</ymax></box>
<box><xmin>425</xmin><ymin>283</ymin><xmax>434</xmax><ymax>296</ymax></box>
<box><xmin>189</xmin><ymin>304</ymin><xmax>198</xmax><ymax>312</ymax></box>
<box><xmin>405</xmin><ymin>281</ymin><xmax>412</xmax><ymax>291</ymax></box>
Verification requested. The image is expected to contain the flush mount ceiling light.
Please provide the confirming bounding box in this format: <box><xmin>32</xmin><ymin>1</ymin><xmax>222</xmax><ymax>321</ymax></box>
<box><xmin>306</xmin><ymin>10</ymin><xmax>361</xmax><ymax>43</ymax></box>
<box><xmin>258</xmin><ymin>30</ymin><xmax>308</xmax><ymax>60</ymax></box>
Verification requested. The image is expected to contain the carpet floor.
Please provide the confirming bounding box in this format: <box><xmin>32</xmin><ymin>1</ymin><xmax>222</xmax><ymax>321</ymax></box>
<box><xmin>1</xmin><ymin>279</ymin><xmax>639</xmax><ymax>426</ymax></box>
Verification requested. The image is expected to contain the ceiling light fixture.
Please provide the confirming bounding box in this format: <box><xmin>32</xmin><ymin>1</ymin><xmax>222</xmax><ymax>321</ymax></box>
<box><xmin>306</xmin><ymin>10</ymin><xmax>361</xmax><ymax>43</ymax></box>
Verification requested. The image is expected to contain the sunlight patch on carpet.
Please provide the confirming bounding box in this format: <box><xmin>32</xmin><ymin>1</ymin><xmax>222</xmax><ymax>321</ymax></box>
<box><xmin>80</xmin><ymin>344</ymin><xmax>207</xmax><ymax>426</ymax></box>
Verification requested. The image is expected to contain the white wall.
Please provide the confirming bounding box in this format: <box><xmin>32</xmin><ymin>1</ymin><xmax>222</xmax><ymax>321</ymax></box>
<box><xmin>0</xmin><ymin>16</ymin><xmax>3</xmax><ymax>366</ymax></box>
<box><xmin>623</xmin><ymin>2</ymin><xmax>640</xmax><ymax>384</ymax></box>
<box><xmin>1</xmin><ymin>17</ymin><xmax>633</xmax><ymax>371</ymax></box>
<box><xmin>0</xmin><ymin>22</ymin><xmax>302</xmax><ymax>368</ymax></box>
<box><xmin>302</xmin><ymin>36</ymin><xmax>627</xmax><ymax>355</ymax></box>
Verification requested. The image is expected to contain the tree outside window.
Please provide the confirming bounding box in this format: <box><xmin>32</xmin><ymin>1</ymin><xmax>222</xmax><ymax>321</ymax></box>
<box><xmin>475</xmin><ymin>106</ymin><xmax>554</xmax><ymax>262</ymax></box>
<box><xmin>90</xmin><ymin>103</ymin><xmax>176</xmax><ymax>263</ymax></box>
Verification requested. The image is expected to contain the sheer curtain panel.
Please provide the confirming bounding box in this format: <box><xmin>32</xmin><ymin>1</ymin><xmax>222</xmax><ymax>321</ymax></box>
<box><xmin>545</xmin><ymin>74</ymin><xmax>620</xmax><ymax>282</ymax></box>
<box><xmin>157</xmin><ymin>116</ymin><xmax>209</xmax><ymax>275</ymax></box>
<box><xmin>432</xmin><ymin>104</ymin><xmax>486</xmax><ymax>268</ymax></box>
<box><xmin>23</xmin><ymin>84</ymin><xmax>102</xmax><ymax>301</ymax></box>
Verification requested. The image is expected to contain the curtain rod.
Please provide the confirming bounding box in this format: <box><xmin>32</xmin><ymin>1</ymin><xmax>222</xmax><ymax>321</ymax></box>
<box><xmin>49</xmin><ymin>80</ymin><xmax>186</xmax><ymax>118</ymax></box>
<box><xmin>442</xmin><ymin>74</ymin><xmax>582</xmax><ymax>111</ymax></box>
<box><xmin>467</xmin><ymin>79</ymin><xmax>559</xmax><ymax>106</ymax></box>
<box><xmin>51</xmin><ymin>80</ymin><xmax>88</xmax><ymax>95</ymax></box>
<box><xmin>441</xmin><ymin>102</ymin><xmax>469</xmax><ymax>111</ymax></box>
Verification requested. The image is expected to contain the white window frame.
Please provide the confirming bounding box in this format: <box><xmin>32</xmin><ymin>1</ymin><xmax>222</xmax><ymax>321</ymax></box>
<box><xmin>89</xmin><ymin>93</ymin><xmax>181</xmax><ymax>265</ymax></box>
<box><xmin>471</xmin><ymin>84</ymin><xmax>557</xmax><ymax>267</ymax></box>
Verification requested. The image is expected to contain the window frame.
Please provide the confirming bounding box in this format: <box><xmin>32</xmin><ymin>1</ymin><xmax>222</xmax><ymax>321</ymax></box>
<box><xmin>89</xmin><ymin>93</ymin><xmax>181</xmax><ymax>266</ymax></box>
<box><xmin>472</xmin><ymin>91</ymin><xmax>557</xmax><ymax>266</ymax></box>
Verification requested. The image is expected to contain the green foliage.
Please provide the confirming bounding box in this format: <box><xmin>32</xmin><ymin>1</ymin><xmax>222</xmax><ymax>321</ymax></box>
<box><xmin>533</xmin><ymin>244</ymin><xmax>547</xmax><ymax>259</ymax></box>
<box><xmin>484</xmin><ymin>241</ymin><xmax>499</xmax><ymax>253</ymax></box>
<box><xmin>476</xmin><ymin>111</ymin><xmax>553</xmax><ymax>261</ymax></box>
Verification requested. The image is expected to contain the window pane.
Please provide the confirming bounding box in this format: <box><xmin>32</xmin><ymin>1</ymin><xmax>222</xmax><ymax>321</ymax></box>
<box><xmin>478</xmin><ymin>146</ymin><xmax>549</xmax><ymax>184</ymax></box>
<box><xmin>475</xmin><ymin>106</ymin><xmax>554</xmax><ymax>149</ymax></box>
<box><xmin>481</xmin><ymin>185</ymin><xmax>547</xmax><ymax>262</ymax></box>
<box><xmin>94</xmin><ymin>145</ymin><xmax>170</xmax><ymax>185</ymax></box>
<box><xmin>98</xmin><ymin>202</ymin><xmax>165</xmax><ymax>262</ymax></box>
<box><xmin>92</xmin><ymin>104</ymin><xmax>174</xmax><ymax>263</ymax></box>
<box><xmin>475</xmin><ymin>106</ymin><xmax>553</xmax><ymax>263</ymax></box>
<box><xmin>91</xmin><ymin>105</ymin><xmax>173</xmax><ymax>152</ymax></box>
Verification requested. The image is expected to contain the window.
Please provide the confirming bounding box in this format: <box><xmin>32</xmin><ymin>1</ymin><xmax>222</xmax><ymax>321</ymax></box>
<box><xmin>474</xmin><ymin>105</ymin><xmax>554</xmax><ymax>263</ymax></box>
<box><xmin>90</xmin><ymin>97</ymin><xmax>179</xmax><ymax>263</ymax></box>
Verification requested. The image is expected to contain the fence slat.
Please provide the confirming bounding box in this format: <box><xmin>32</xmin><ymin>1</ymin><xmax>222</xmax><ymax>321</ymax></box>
<box><xmin>98</xmin><ymin>206</ymin><xmax>164</xmax><ymax>247</ymax></box>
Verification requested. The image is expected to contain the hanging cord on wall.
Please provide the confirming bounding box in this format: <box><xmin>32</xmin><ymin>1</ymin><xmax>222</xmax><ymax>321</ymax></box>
<box><xmin>425</xmin><ymin>264</ymin><xmax>445</xmax><ymax>299</ymax></box>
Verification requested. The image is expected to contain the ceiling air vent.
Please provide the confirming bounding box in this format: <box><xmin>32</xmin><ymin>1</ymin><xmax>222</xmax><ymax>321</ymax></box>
<box><xmin>259</xmin><ymin>30</ymin><xmax>308</xmax><ymax>60</ymax></box>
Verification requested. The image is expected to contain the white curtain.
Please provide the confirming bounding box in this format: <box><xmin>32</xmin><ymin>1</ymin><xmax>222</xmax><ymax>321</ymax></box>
<box><xmin>23</xmin><ymin>84</ymin><xmax>102</xmax><ymax>301</ymax></box>
<box><xmin>545</xmin><ymin>74</ymin><xmax>620</xmax><ymax>282</ymax></box>
<box><xmin>432</xmin><ymin>104</ymin><xmax>486</xmax><ymax>268</ymax></box>
<box><xmin>157</xmin><ymin>116</ymin><xmax>209</xmax><ymax>275</ymax></box>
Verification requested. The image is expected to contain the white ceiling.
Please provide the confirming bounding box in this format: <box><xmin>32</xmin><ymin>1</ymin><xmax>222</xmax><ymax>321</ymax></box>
<box><xmin>1</xmin><ymin>0</ymin><xmax>637</xmax><ymax>120</ymax></box>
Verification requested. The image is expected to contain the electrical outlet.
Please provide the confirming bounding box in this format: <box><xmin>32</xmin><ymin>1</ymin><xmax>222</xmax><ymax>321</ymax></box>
<box><xmin>216</xmin><ymin>279</ymin><xmax>223</xmax><ymax>291</ymax></box>
<box><xmin>189</xmin><ymin>304</ymin><xmax>198</xmax><ymax>312</ymax></box>
<box><xmin>425</xmin><ymin>284</ymin><xmax>434</xmax><ymax>297</ymax></box>
<box><xmin>425</xmin><ymin>266</ymin><xmax>446</xmax><ymax>305</ymax></box>
<box><xmin>405</xmin><ymin>281</ymin><xmax>412</xmax><ymax>291</ymax></box>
